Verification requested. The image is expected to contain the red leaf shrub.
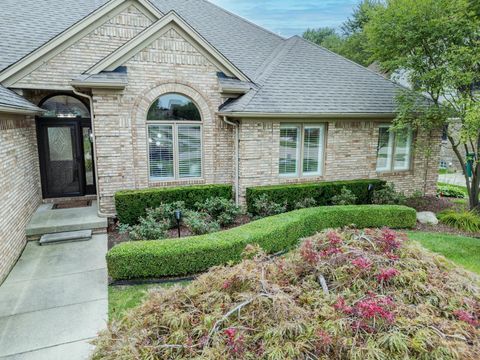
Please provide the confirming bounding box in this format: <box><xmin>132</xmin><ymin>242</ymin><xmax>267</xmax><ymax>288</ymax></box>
<box><xmin>93</xmin><ymin>228</ymin><xmax>480</xmax><ymax>359</ymax></box>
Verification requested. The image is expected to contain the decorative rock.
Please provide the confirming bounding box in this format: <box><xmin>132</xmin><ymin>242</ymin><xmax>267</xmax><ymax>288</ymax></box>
<box><xmin>416</xmin><ymin>211</ymin><xmax>439</xmax><ymax>225</ymax></box>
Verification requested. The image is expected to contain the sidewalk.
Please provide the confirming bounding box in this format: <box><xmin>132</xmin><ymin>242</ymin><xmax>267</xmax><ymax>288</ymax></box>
<box><xmin>0</xmin><ymin>235</ymin><xmax>108</xmax><ymax>359</ymax></box>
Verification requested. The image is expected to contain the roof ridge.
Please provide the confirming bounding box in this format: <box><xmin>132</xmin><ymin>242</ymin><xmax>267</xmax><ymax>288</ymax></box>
<box><xmin>199</xmin><ymin>0</ymin><xmax>285</xmax><ymax>42</ymax></box>
<box><xmin>253</xmin><ymin>36</ymin><xmax>299</xmax><ymax>84</ymax></box>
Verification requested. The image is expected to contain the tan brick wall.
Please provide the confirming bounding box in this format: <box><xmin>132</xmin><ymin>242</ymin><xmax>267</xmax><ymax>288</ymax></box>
<box><xmin>0</xmin><ymin>114</ymin><xmax>42</xmax><ymax>283</ymax></box>
<box><xmin>237</xmin><ymin>119</ymin><xmax>441</xmax><ymax>203</ymax></box>
<box><xmin>92</xmin><ymin>28</ymin><xmax>233</xmax><ymax>214</ymax></box>
<box><xmin>14</xmin><ymin>5</ymin><xmax>152</xmax><ymax>89</ymax></box>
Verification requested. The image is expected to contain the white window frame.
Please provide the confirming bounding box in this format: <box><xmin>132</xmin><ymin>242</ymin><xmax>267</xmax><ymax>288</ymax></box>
<box><xmin>279</xmin><ymin>123</ymin><xmax>325</xmax><ymax>178</ymax></box>
<box><xmin>376</xmin><ymin>125</ymin><xmax>413</xmax><ymax>172</ymax></box>
<box><xmin>147</xmin><ymin>121</ymin><xmax>203</xmax><ymax>181</ymax></box>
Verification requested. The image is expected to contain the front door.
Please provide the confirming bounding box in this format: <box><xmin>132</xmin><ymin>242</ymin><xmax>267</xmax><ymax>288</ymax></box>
<box><xmin>37</xmin><ymin>120</ymin><xmax>95</xmax><ymax>198</ymax></box>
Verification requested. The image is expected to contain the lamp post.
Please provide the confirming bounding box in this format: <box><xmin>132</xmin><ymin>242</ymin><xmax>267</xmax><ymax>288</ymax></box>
<box><xmin>174</xmin><ymin>210</ymin><xmax>183</xmax><ymax>238</ymax></box>
<box><xmin>367</xmin><ymin>184</ymin><xmax>375</xmax><ymax>203</ymax></box>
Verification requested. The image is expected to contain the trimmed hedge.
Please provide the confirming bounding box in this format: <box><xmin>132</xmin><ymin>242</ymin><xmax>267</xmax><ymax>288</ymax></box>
<box><xmin>107</xmin><ymin>205</ymin><xmax>416</xmax><ymax>280</ymax></box>
<box><xmin>246</xmin><ymin>179</ymin><xmax>386</xmax><ymax>215</ymax></box>
<box><xmin>115</xmin><ymin>184</ymin><xmax>233</xmax><ymax>225</ymax></box>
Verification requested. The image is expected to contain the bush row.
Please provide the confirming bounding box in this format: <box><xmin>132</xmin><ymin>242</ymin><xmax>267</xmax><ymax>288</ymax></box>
<box><xmin>246</xmin><ymin>179</ymin><xmax>386</xmax><ymax>215</ymax></box>
<box><xmin>107</xmin><ymin>205</ymin><xmax>416</xmax><ymax>280</ymax></box>
<box><xmin>115</xmin><ymin>184</ymin><xmax>233</xmax><ymax>225</ymax></box>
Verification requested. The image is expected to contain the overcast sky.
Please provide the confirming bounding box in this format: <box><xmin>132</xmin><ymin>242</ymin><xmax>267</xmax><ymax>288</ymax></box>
<box><xmin>209</xmin><ymin>0</ymin><xmax>359</xmax><ymax>37</ymax></box>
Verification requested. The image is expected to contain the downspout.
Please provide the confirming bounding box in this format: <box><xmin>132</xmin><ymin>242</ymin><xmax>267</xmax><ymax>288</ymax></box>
<box><xmin>223</xmin><ymin>116</ymin><xmax>240</xmax><ymax>204</ymax></box>
<box><xmin>72</xmin><ymin>88</ymin><xmax>111</xmax><ymax>218</ymax></box>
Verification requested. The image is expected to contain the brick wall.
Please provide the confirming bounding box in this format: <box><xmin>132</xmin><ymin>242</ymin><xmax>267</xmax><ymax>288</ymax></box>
<box><xmin>237</xmin><ymin>119</ymin><xmax>441</xmax><ymax>203</ymax></box>
<box><xmin>92</xmin><ymin>28</ymin><xmax>233</xmax><ymax>214</ymax></box>
<box><xmin>0</xmin><ymin>114</ymin><xmax>41</xmax><ymax>283</ymax></box>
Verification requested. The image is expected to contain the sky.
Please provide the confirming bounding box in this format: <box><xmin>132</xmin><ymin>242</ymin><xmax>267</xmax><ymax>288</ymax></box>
<box><xmin>209</xmin><ymin>0</ymin><xmax>360</xmax><ymax>37</ymax></box>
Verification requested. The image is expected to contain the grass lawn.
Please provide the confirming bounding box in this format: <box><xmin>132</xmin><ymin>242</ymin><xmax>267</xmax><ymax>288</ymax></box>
<box><xmin>408</xmin><ymin>231</ymin><xmax>480</xmax><ymax>274</ymax></box>
<box><xmin>109</xmin><ymin>281</ymin><xmax>190</xmax><ymax>320</ymax></box>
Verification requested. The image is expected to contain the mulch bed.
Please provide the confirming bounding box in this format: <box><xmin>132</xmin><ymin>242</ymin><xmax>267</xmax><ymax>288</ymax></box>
<box><xmin>108</xmin><ymin>215</ymin><xmax>252</xmax><ymax>250</ymax></box>
<box><xmin>404</xmin><ymin>195</ymin><xmax>457</xmax><ymax>213</ymax></box>
<box><xmin>414</xmin><ymin>222</ymin><xmax>480</xmax><ymax>238</ymax></box>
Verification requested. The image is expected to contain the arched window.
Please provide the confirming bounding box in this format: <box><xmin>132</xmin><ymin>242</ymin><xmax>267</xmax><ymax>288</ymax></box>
<box><xmin>40</xmin><ymin>95</ymin><xmax>90</xmax><ymax>118</ymax></box>
<box><xmin>147</xmin><ymin>93</ymin><xmax>202</xmax><ymax>180</ymax></box>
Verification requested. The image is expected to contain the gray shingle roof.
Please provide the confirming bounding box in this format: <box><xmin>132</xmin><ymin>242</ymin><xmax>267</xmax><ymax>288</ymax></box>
<box><xmin>0</xmin><ymin>0</ymin><xmax>109</xmax><ymax>72</ymax></box>
<box><xmin>0</xmin><ymin>0</ymin><xmax>408</xmax><ymax>115</ymax></box>
<box><xmin>221</xmin><ymin>37</ymin><xmax>405</xmax><ymax>114</ymax></box>
<box><xmin>0</xmin><ymin>85</ymin><xmax>41</xmax><ymax>112</ymax></box>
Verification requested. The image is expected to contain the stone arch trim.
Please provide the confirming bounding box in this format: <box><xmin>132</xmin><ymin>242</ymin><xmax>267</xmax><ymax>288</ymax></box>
<box><xmin>132</xmin><ymin>81</ymin><xmax>215</xmax><ymax>124</ymax></box>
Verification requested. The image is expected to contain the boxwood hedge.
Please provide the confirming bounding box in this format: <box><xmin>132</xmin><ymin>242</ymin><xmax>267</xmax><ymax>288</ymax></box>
<box><xmin>107</xmin><ymin>205</ymin><xmax>416</xmax><ymax>280</ymax></box>
<box><xmin>115</xmin><ymin>184</ymin><xmax>233</xmax><ymax>225</ymax></box>
<box><xmin>246</xmin><ymin>179</ymin><xmax>386</xmax><ymax>215</ymax></box>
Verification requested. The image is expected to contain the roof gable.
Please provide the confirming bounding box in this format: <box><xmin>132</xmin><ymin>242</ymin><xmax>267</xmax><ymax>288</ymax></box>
<box><xmin>87</xmin><ymin>11</ymin><xmax>249</xmax><ymax>81</ymax></box>
<box><xmin>0</xmin><ymin>0</ymin><xmax>162</xmax><ymax>86</ymax></box>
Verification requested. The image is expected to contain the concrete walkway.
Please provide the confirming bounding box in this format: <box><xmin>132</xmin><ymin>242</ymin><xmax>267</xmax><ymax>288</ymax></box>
<box><xmin>439</xmin><ymin>173</ymin><xmax>468</xmax><ymax>187</ymax></box>
<box><xmin>0</xmin><ymin>235</ymin><xmax>108</xmax><ymax>359</ymax></box>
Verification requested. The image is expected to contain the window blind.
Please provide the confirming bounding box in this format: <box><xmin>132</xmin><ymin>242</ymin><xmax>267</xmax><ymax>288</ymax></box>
<box><xmin>279</xmin><ymin>126</ymin><xmax>300</xmax><ymax>175</ymax></box>
<box><xmin>148</xmin><ymin>125</ymin><xmax>174</xmax><ymax>179</ymax></box>
<box><xmin>178</xmin><ymin>125</ymin><xmax>202</xmax><ymax>178</ymax></box>
<box><xmin>303</xmin><ymin>126</ymin><xmax>322</xmax><ymax>175</ymax></box>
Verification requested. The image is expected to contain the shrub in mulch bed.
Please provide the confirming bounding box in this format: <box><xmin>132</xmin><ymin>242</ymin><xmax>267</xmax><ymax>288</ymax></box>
<box><xmin>93</xmin><ymin>228</ymin><xmax>480</xmax><ymax>359</ymax></box>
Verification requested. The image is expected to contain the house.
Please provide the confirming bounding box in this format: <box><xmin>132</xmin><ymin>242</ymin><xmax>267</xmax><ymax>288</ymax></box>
<box><xmin>0</xmin><ymin>0</ymin><xmax>441</xmax><ymax>282</ymax></box>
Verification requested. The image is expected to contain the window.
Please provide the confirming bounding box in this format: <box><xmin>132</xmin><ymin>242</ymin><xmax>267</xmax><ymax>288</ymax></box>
<box><xmin>279</xmin><ymin>124</ymin><xmax>325</xmax><ymax>177</ymax></box>
<box><xmin>376</xmin><ymin>126</ymin><xmax>413</xmax><ymax>172</ymax></box>
<box><xmin>147</xmin><ymin>94</ymin><xmax>202</xmax><ymax>180</ymax></box>
<box><xmin>40</xmin><ymin>95</ymin><xmax>90</xmax><ymax>118</ymax></box>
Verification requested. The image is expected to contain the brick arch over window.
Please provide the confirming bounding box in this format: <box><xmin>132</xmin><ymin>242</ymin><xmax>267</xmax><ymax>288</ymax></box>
<box><xmin>132</xmin><ymin>82</ymin><xmax>214</xmax><ymax>125</ymax></box>
<box><xmin>130</xmin><ymin>82</ymin><xmax>216</xmax><ymax>187</ymax></box>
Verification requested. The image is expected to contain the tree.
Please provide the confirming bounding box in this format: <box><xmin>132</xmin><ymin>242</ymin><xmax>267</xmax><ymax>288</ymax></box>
<box><xmin>366</xmin><ymin>0</ymin><xmax>480</xmax><ymax>209</ymax></box>
<box><xmin>302</xmin><ymin>1</ymin><xmax>381</xmax><ymax>66</ymax></box>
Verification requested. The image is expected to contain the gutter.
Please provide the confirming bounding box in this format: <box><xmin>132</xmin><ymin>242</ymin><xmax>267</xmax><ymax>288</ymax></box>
<box><xmin>222</xmin><ymin>116</ymin><xmax>240</xmax><ymax>205</ymax></box>
<box><xmin>72</xmin><ymin>88</ymin><xmax>114</xmax><ymax>218</ymax></box>
<box><xmin>218</xmin><ymin>112</ymin><xmax>396</xmax><ymax>119</ymax></box>
<box><xmin>0</xmin><ymin>105</ymin><xmax>43</xmax><ymax>115</ymax></box>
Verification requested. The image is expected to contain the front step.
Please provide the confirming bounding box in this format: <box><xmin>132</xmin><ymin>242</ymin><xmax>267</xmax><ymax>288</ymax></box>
<box><xmin>39</xmin><ymin>230</ymin><xmax>92</xmax><ymax>246</ymax></box>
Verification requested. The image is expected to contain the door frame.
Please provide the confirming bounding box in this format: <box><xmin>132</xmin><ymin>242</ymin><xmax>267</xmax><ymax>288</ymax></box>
<box><xmin>36</xmin><ymin>94</ymin><xmax>96</xmax><ymax>199</ymax></box>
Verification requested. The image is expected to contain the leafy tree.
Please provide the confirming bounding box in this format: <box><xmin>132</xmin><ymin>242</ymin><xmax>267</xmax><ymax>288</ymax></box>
<box><xmin>302</xmin><ymin>1</ymin><xmax>381</xmax><ymax>66</ymax></box>
<box><xmin>366</xmin><ymin>0</ymin><xmax>480</xmax><ymax>209</ymax></box>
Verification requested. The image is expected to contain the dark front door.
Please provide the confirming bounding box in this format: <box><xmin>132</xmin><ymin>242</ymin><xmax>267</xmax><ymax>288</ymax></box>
<box><xmin>37</xmin><ymin>120</ymin><xmax>96</xmax><ymax>198</ymax></box>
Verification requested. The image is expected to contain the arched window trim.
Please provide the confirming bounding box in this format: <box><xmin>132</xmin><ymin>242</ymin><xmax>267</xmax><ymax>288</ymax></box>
<box><xmin>147</xmin><ymin>93</ymin><xmax>204</xmax><ymax>181</ymax></box>
<box><xmin>146</xmin><ymin>93</ymin><xmax>202</xmax><ymax>123</ymax></box>
<box><xmin>39</xmin><ymin>94</ymin><xmax>90</xmax><ymax>119</ymax></box>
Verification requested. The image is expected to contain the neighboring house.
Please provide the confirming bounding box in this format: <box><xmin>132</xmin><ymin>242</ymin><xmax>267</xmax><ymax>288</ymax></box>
<box><xmin>0</xmin><ymin>0</ymin><xmax>441</xmax><ymax>281</ymax></box>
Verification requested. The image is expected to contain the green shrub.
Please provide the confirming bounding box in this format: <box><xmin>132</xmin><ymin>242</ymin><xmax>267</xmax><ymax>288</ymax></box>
<box><xmin>107</xmin><ymin>205</ymin><xmax>417</xmax><ymax>280</ymax></box>
<box><xmin>437</xmin><ymin>184</ymin><xmax>466</xmax><ymax>199</ymax></box>
<box><xmin>249</xmin><ymin>194</ymin><xmax>288</xmax><ymax>218</ymax></box>
<box><xmin>183</xmin><ymin>210</ymin><xmax>221</xmax><ymax>235</ymax></box>
<box><xmin>118</xmin><ymin>209</ymin><xmax>169</xmax><ymax>241</ymax></box>
<box><xmin>438</xmin><ymin>209</ymin><xmax>480</xmax><ymax>232</ymax></box>
<box><xmin>147</xmin><ymin>201</ymin><xmax>187</xmax><ymax>229</ymax></box>
<box><xmin>372</xmin><ymin>183</ymin><xmax>406</xmax><ymax>205</ymax></box>
<box><xmin>195</xmin><ymin>197</ymin><xmax>242</xmax><ymax>226</ymax></box>
<box><xmin>331</xmin><ymin>186</ymin><xmax>358</xmax><ymax>205</ymax></box>
<box><xmin>293</xmin><ymin>197</ymin><xmax>317</xmax><ymax>210</ymax></box>
<box><xmin>115</xmin><ymin>185</ymin><xmax>233</xmax><ymax>225</ymax></box>
<box><xmin>246</xmin><ymin>179</ymin><xmax>385</xmax><ymax>215</ymax></box>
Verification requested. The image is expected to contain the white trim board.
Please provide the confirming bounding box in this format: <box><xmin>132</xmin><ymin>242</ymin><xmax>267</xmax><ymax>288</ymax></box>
<box><xmin>0</xmin><ymin>0</ymin><xmax>163</xmax><ymax>86</ymax></box>
<box><xmin>87</xmin><ymin>11</ymin><xmax>250</xmax><ymax>82</ymax></box>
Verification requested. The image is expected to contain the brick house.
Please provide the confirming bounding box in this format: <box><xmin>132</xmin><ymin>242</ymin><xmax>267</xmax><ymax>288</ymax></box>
<box><xmin>0</xmin><ymin>0</ymin><xmax>440</xmax><ymax>281</ymax></box>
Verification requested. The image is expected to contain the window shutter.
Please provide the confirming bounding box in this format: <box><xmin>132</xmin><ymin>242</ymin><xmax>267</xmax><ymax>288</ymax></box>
<box><xmin>178</xmin><ymin>125</ymin><xmax>202</xmax><ymax>178</ymax></box>
<box><xmin>148</xmin><ymin>125</ymin><xmax>174</xmax><ymax>179</ymax></box>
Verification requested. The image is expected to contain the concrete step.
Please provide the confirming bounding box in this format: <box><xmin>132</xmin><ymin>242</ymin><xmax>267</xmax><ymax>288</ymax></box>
<box><xmin>39</xmin><ymin>230</ymin><xmax>92</xmax><ymax>246</ymax></box>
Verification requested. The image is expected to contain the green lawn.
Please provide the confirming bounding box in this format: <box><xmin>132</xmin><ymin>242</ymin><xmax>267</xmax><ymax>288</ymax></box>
<box><xmin>408</xmin><ymin>231</ymin><xmax>480</xmax><ymax>274</ymax></box>
<box><xmin>109</xmin><ymin>281</ymin><xmax>189</xmax><ymax>320</ymax></box>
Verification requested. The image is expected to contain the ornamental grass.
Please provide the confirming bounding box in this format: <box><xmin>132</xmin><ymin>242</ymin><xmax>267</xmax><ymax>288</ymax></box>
<box><xmin>93</xmin><ymin>228</ymin><xmax>479</xmax><ymax>359</ymax></box>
